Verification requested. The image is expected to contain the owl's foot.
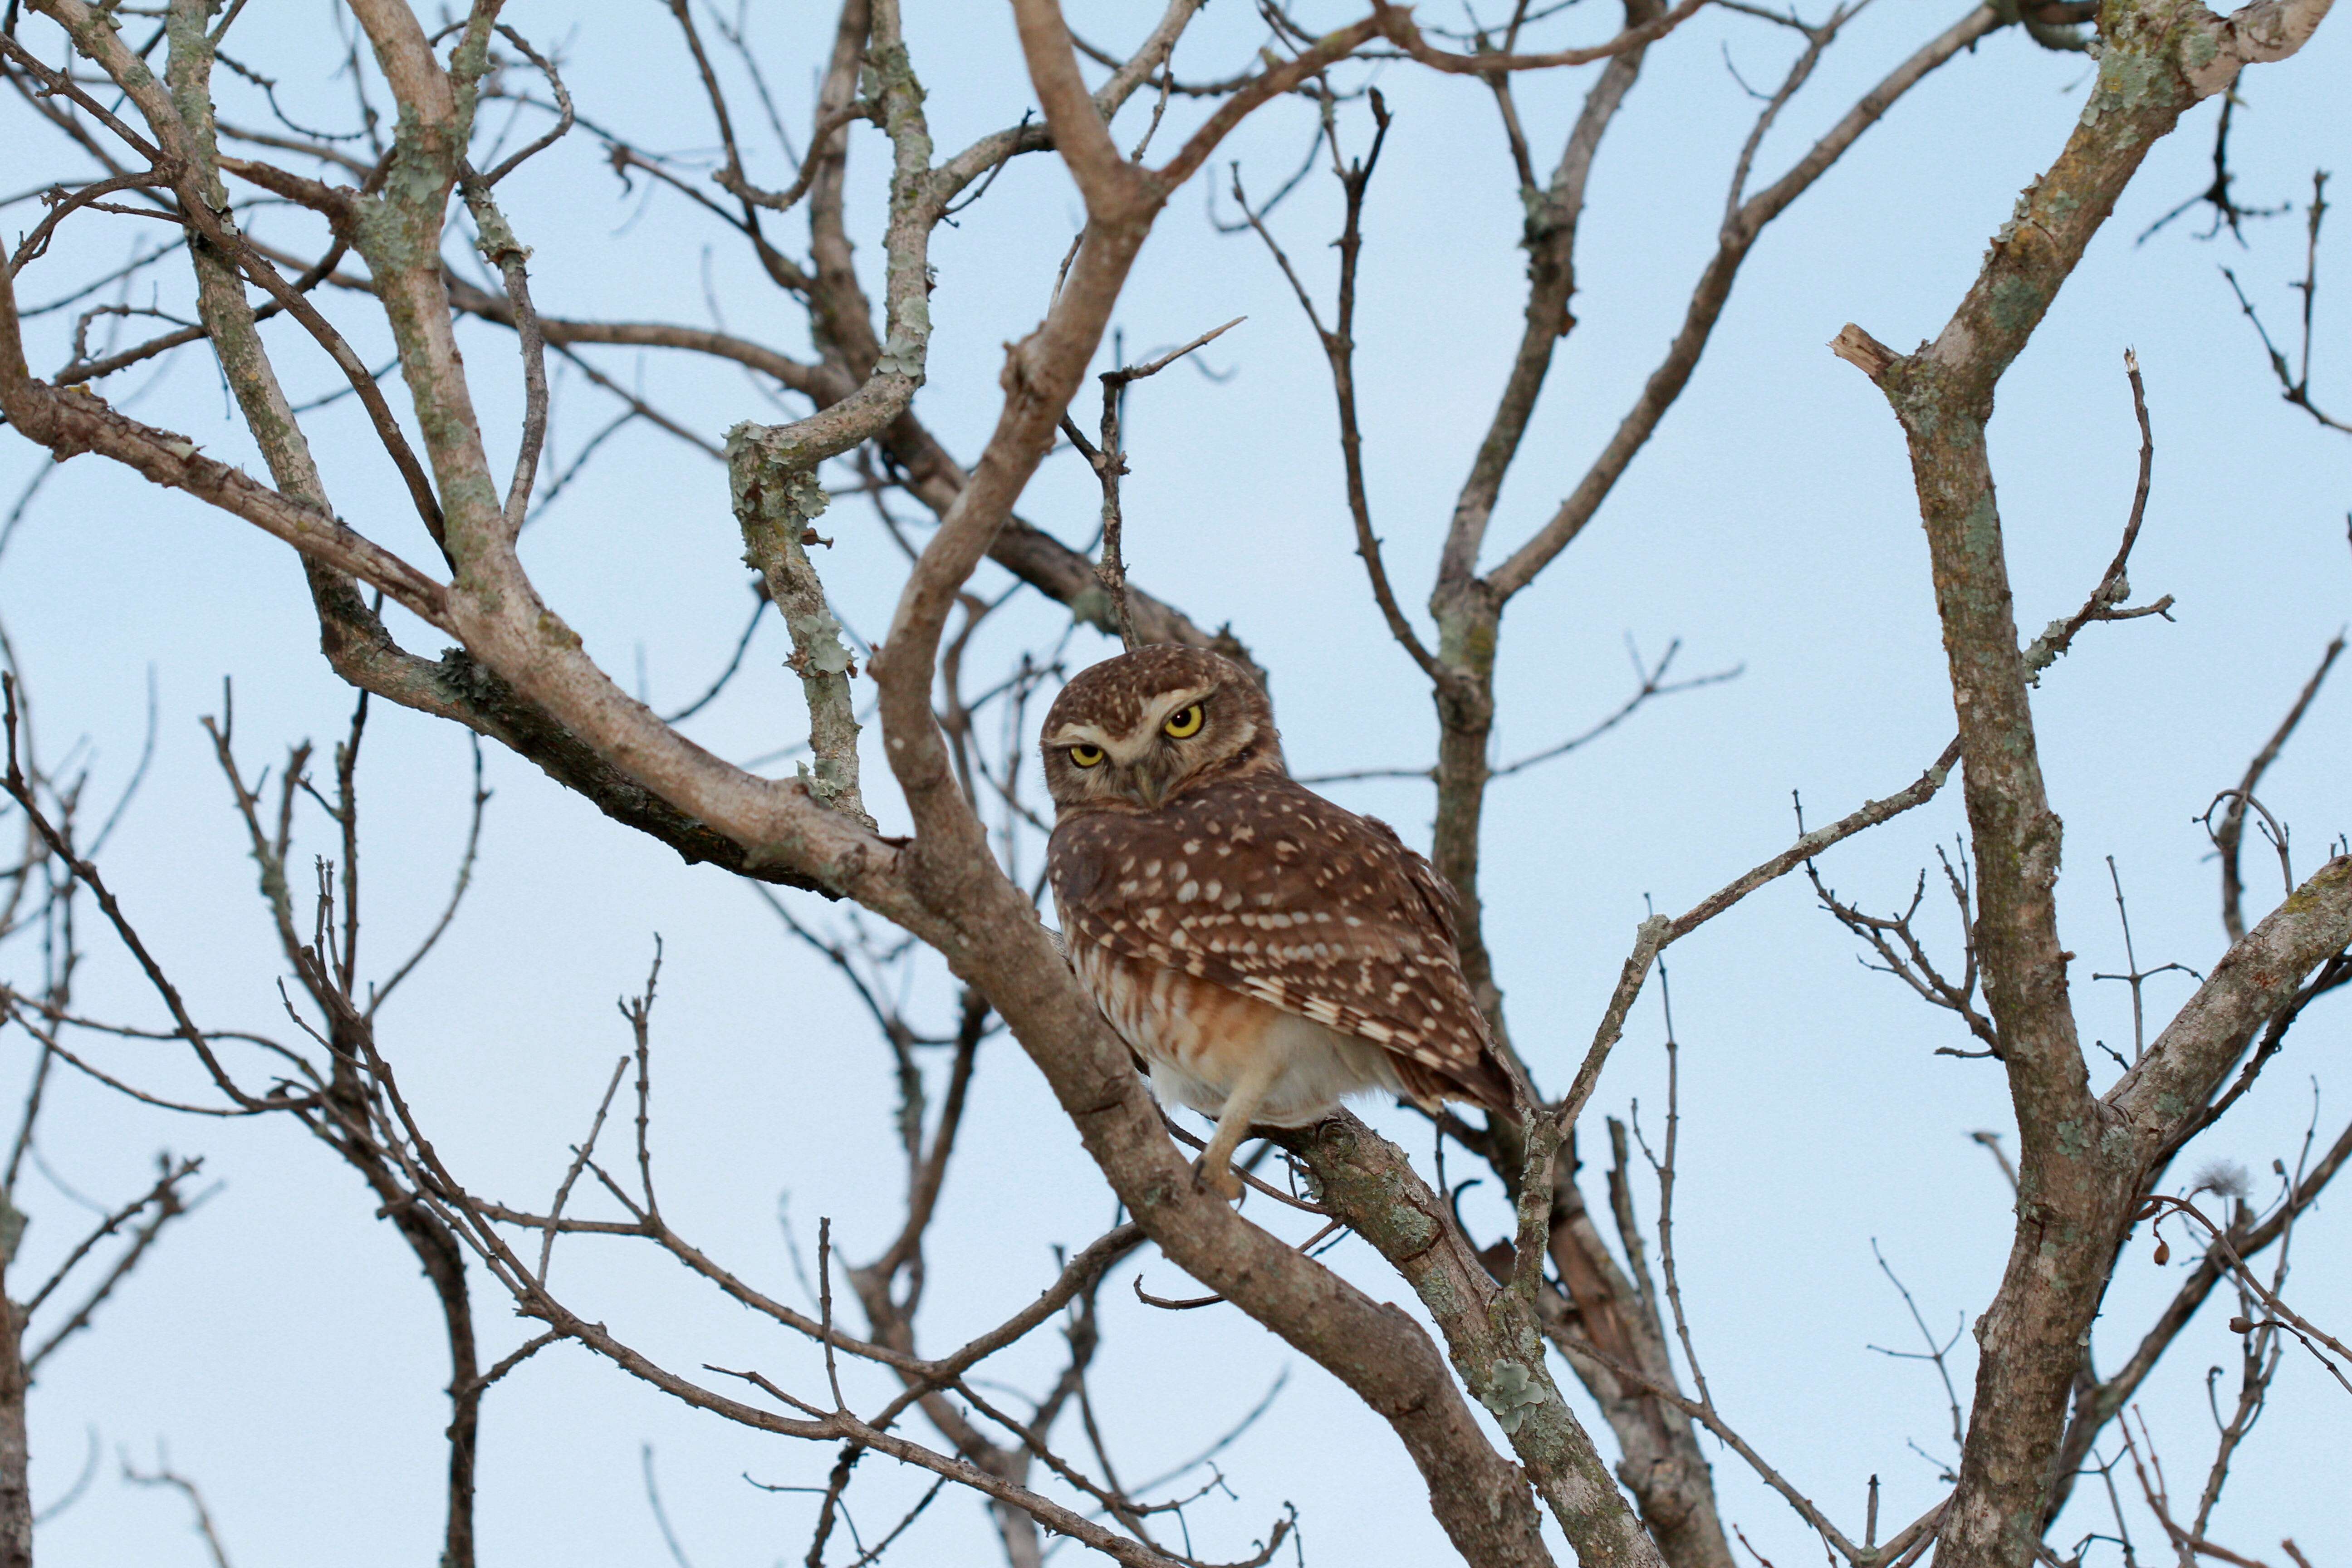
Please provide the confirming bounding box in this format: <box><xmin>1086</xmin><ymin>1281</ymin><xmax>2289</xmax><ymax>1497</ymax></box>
<box><xmin>1191</xmin><ymin>1152</ymin><xmax>1245</xmax><ymax>1202</ymax></box>
<box><xmin>1195</xmin><ymin>1060</ymin><xmax>1279</xmax><ymax>1205</ymax></box>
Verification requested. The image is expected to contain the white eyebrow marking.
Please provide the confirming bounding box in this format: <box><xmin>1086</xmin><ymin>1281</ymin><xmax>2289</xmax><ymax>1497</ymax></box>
<box><xmin>1052</xmin><ymin>684</ymin><xmax>1223</xmax><ymax>765</ymax></box>
<box><xmin>1142</xmin><ymin>686</ymin><xmax>1215</xmax><ymax>730</ymax></box>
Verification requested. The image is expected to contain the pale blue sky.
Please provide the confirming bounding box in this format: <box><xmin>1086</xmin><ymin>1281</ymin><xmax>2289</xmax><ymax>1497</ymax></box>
<box><xmin>3</xmin><ymin>3</ymin><xmax>2346</xmax><ymax>1564</ymax></box>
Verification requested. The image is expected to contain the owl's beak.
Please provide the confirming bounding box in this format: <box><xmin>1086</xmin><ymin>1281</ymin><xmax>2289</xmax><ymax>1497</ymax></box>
<box><xmin>1131</xmin><ymin>764</ymin><xmax>1167</xmax><ymax>810</ymax></box>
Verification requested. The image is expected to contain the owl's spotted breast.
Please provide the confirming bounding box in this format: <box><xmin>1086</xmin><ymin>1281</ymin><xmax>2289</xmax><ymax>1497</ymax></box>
<box><xmin>1069</xmin><ymin>939</ymin><xmax>1406</xmax><ymax>1126</ymax></box>
<box><xmin>1049</xmin><ymin>769</ymin><xmax>1515</xmax><ymax>1116</ymax></box>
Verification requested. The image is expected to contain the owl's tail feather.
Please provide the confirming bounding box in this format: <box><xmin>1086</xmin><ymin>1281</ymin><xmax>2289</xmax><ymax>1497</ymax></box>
<box><xmin>1395</xmin><ymin>1048</ymin><xmax>1520</xmax><ymax>1121</ymax></box>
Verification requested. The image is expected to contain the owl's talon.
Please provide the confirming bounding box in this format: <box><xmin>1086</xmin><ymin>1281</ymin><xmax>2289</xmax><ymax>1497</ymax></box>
<box><xmin>1192</xmin><ymin>1156</ymin><xmax>1244</xmax><ymax>1202</ymax></box>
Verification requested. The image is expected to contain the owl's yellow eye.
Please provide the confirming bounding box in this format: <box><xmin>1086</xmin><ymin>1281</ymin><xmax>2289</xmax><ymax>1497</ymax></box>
<box><xmin>1068</xmin><ymin>744</ymin><xmax>1106</xmax><ymax>768</ymax></box>
<box><xmin>1162</xmin><ymin>703</ymin><xmax>1205</xmax><ymax>739</ymax></box>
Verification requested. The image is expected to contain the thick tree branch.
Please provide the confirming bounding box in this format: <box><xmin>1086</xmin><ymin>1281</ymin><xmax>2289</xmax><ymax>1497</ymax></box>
<box><xmin>1828</xmin><ymin>5</ymin><xmax>2336</xmax><ymax>1560</ymax></box>
<box><xmin>1283</xmin><ymin>1116</ymin><xmax>1669</xmax><ymax>1568</ymax></box>
<box><xmin>2042</xmin><ymin>1109</ymin><xmax>2352</xmax><ymax>1523</ymax></box>
<box><xmin>2111</xmin><ymin>855</ymin><xmax>2352</xmax><ymax>1143</ymax></box>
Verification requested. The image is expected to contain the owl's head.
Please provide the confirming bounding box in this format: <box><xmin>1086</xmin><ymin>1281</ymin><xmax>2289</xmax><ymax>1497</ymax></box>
<box><xmin>1042</xmin><ymin>647</ymin><xmax>1284</xmax><ymax>814</ymax></box>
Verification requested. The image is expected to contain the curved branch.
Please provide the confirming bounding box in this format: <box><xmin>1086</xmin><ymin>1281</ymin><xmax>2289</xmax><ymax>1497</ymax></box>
<box><xmin>1370</xmin><ymin>0</ymin><xmax>1711</xmax><ymax>75</ymax></box>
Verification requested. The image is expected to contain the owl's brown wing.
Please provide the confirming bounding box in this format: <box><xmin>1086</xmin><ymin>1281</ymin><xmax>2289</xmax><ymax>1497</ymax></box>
<box><xmin>1048</xmin><ymin>774</ymin><xmax>1517</xmax><ymax>1115</ymax></box>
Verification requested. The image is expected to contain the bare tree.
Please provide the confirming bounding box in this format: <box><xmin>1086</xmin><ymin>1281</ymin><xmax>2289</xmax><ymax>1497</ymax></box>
<box><xmin>0</xmin><ymin>1</ymin><xmax>2344</xmax><ymax>1566</ymax></box>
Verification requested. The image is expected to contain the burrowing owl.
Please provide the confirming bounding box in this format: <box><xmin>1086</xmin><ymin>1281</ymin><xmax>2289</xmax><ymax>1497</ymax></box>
<box><xmin>1043</xmin><ymin>647</ymin><xmax>1518</xmax><ymax>1197</ymax></box>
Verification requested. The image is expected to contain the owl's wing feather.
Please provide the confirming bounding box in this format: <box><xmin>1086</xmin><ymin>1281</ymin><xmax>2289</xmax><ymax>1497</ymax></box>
<box><xmin>1048</xmin><ymin>775</ymin><xmax>1517</xmax><ymax>1115</ymax></box>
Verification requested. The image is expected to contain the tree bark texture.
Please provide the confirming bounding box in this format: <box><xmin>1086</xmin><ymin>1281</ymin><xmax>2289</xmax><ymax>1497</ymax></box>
<box><xmin>1840</xmin><ymin>4</ymin><xmax>2341</xmax><ymax>1562</ymax></box>
<box><xmin>0</xmin><ymin>1288</ymin><xmax>27</xmax><ymax>1568</ymax></box>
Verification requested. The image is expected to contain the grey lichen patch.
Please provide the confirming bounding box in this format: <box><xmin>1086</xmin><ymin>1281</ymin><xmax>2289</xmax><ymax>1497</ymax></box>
<box><xmin>1378</xmin><ymin>1189</ymin><xmax>1443</xmax><ymax>1259</ymax></box>
<box><xmin>2092</xmin><ymin>45</ymin><xmax>2167</xmax><ymax>115</ymax></box>
<box><xmin>353</xmin><ymin>102</ymin><xmax>467</xmax><ymax>280</ymax></box>
<box><xmin>1066</xmin><ymin>583</ymin><xmax>1118</xmax><ymax>634</ymax></box>
<box><xmin>1986</xmin><ymin>273</ymin><xmax>2048</xmax><ymax>337</ymax></box>
<box><xmin>433</xmin><ymin>461</ymin><xmax>503</xmax><ymax>536</ymax></box>
<box><xmin>1518</xmin><ymin>182</ymin><xmax>1556</xmax><ymax>238</ymax></box>
<box><xmin>1303</xmin><ymin>1132</ymin><xmax>1442</xmax><ymax>1262</ymax></box>
<box><xmin>792</xmin><ymin>617</ymin><xmax>855</xmax><ymax>678</ymax></box>
<box><xmin>2176</xmin><ymin>23</ymin><xmax>2224</xmax><ymax>83</ymax></box>
<box><xmin>1435</xmin><ymin>606</ymin><xmax>1499</xmax><ymax>678</ymax></box>
<box><xmin>352</xmin><ymin>195</ymin><xmax>412</xmax><ymax>267</ymax></box>
<box><xmin>1990</xmin><ymin>175</ymin><xmax>2045</xmax><ymax>249</ymax></box>
<box><xmin>470</xmin><ymin>199</ymin><xmax>533</xmax><ymax>269</ymax></box>
<box><xmin>385</xmin><ymin>107</ymin><xmax>453</xmax><ymax>209</ymax></box>
<box><xmin>2055</xmin><ymin>1117</ymin><xmax>2091</xmax><ymax>1161</ymax></box>
<box><xmin>728</xmin><ymin>423</ymin><xmax>872</xmax><ymax>828</ymax></box>
<box><xmin>873</xmin><ymin>302</ymin><xmax>931</xmax><ymax>382</ymax></box>
<box><xmin>157</xmin><ymin>10</ymin><xmax>343</xmax><ymax>516</ymax></box>
<box><xmin>1955</xmin><ymin>491</ymin><xmax>2006</xmax><ymax>570</ymax></box>
<box><xmin>446</xmin><ymin>18</ymin><xmax>497</xmax><ymax>107</ymax></box>
<box><xmin>1478</xmin><ymin>1360</ymin><xmax>1551</xmax><ymax>1436</ymax></box>
<box><xmin>799</xmin><ymin>752</ymin><xmax>860</xmax><ymax>809</ymax></box>
<box><xmin>728</xmin><ymin>430</ymin><xmax>829</xmax><ymax>519</ymax></box>
<box><xmin>163</xmin><ymin>0</ymin><xmax>230</xmax><ymax>210</ymax></box>
<box><xmin>1417</xmin><ymin>1269</ymin><xmax>1466</xmax><ymax>1317</ymax></box>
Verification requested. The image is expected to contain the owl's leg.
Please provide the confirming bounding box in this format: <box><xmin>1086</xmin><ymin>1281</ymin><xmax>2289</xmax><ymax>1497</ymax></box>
<box><xmin>1196</xmin><ymin>1054</ymin><xmax>1283</xmax><ymax>1201</ymax></box>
